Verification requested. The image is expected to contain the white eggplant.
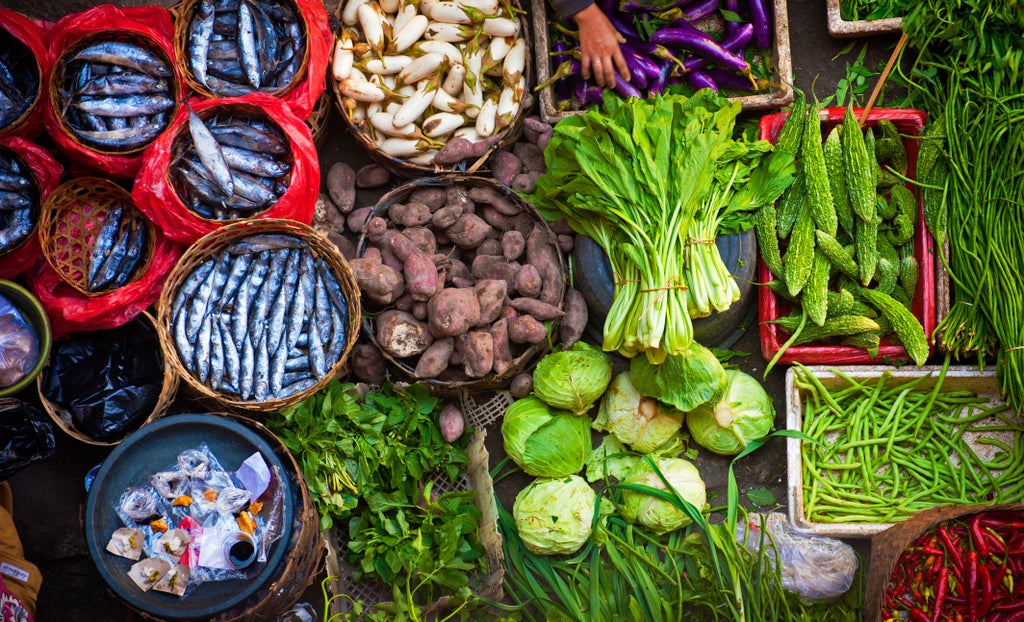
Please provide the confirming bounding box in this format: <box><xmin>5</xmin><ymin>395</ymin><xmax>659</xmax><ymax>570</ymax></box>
<box><xmin>358</xmin><ymin>3</ymin><xmax>387</xmax><ymax>55</ymax></box>
<box><xmin>424</xmin><ymin>21</ymin><xmax>473</xmax><ymax>42</ymax></box>
<box><xmin>390</xmin><ymin>14</ymin><xmax>428</xmax><ymax>53</ymax></box>
<box><xmin>441</xmin><ymin>61</ymin><xmax>467</xmax><ymax>96</ymax></box>
<box><xmin>422</xmin><ymin>112</ymin><xmax>466</xmax><ymax>138</ymax></box>
<box><xmin>397</xmin><ymin>84</ymin><xmax>417</xmax><ymax>97</ymax></box>
<box><xmin>371</xmin><ymin>111</ymin><xmax>417</xmax><ymax>137</ymax></box>
<box><xmin>394</xmin><ymin>76</ymin><xmax>439</xmax><ymax>126</ymax></box>
<box><xmin>428</xmin><ymin>1</ymin><xmax>473</xmax><ymax>24</ymax></box>
<box><xmin>495</xmin><ymin>82</ymin><xmax>517</xmax><ymax>127</ymax></box>
<box><xmin>483</xmin><ymin>17</ymin><xmax>518</xmax><ymax>37</ymax></box>
<box><xmin>380</xmin><ymin>137</ymin><xmax>431</xmax><ymax>158</ymax></box>
<box><xmin>432</xmin><ymin>87</ymin><xmax>466</xmax><ymax>113</ymax></box>
<box><xmin>398</xmin><ymin>52</ymin><xmax>446</xmax><ymax>85</ymax></box>
<box><xmin>340</xmin><ymin>77</ymin><xmax>386</xmax><ymax>102</ymax></box>
<box><xmin>452</xmin><ymin>126</ymin><xmax>480</xmax><ymax>141</ymax></box>
<box><xmin>482</xmin><ymin>35</ymin><xmax>513</xmax><ymax>66</ymax></box>
<box><xmin>380</xmin><ymin>0</ymin><xmax>401</xmax><ymax>13</ymax></box>
<box><xmin>358</xmin><ymin>55</ymin><xmax>413</xmax><ymax>75</ymax></box>
<box><xmin>344</xmin><ymin>99</ymin><xmax>368</xmax><ymax>122</ymax></box>
<box><xmin>456</xmin><ymin>0</ymin><xmax>500</xmax><ymax>15</ymax></box>
<box><xmin>332</xmin><ymin>37</ymin><xmax>355</xmax><ymax>81</ymax></box>
<box><xmin>462</xmin><ymin>47</ymin><xmax>485</xmax><ymax>116</ymax></box>
<box><xmin>407</xmin><ymin>148</ymin><xmax>440</xmax><ymax>165</ymax></box>
<box><xmin>502</xmin><ymin>36</ymin><xmax>526</xmax><ymax>83</ymax></box>
<box><xmin>475</xmin><ymin>95</ymin><xmax>498</xmax><ymax>137</ymax></box>
<box><xmin>415</xmin><ymin>40</ymin><xmax>463</xmax><ymax>65</ymax></box>
<box><xmin>342</xmin><ymin>0</ymin><xmax>370</xmax><ymax>26</ymax></box>
<box><xmin>366</xmin><ymin>99</ymin><xmax>383</xmax><ymax>118</ymax></box>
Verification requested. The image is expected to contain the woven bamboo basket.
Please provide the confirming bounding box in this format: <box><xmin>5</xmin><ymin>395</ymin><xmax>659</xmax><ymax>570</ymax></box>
<box><xmin>307</xmin><ymin>86</ymin><xmax>331</xmax><ymax>150</ymax></box>
<box><xmin>38</xmin><ymin>177</ymin><xmax>155</xmax><ymax>297</ymax></box>
<box><xmin>0</xmin><ymin>145</ymin><xmax>40</xmax><ymax>260</ymax></box>
<box><xmin>865</xmin><ymin>503</ymin><xmax>1024</xmax><ymax>622</ymax></box>
<box><xmin>167</xmin><ymin>102</ymin><xmax>296</xmax><ymax>222</ymax></box>
<box><xmin>0</xmin><ymin>19</ymin><xmax>44</xmax><ymax>141</ymax></box>
<box><xmin>329</xmin><ymin>2</ymin><xmax>533</xmax><ymax>178</ymax></box>
<box><xmin>35</xmin><ymin>311</ymin><xmax>177</xmax><ymax>447</ymax></box>
<box><xmin>357</xmin><ymin>175</ymin><xmax>564</xmax><ymax>394</ymax></box>
<box><xmin>48</xmin><ymin>31</ymin><xmax>180</xmax><ymax>157</ymax></box>
<box><xmin>156</xmin><ymin>218</ymin><xmax>362</xmax><ymax>413</ymax></box>
<box><xmin>172</xmin><ymin>0</ymin><xmax>312</xmax><ymax>101</ymax></box>
<box><xmin>128</xmin><ymin>412</ymin><xmax>325</xmax><ymax>622</ymax></box>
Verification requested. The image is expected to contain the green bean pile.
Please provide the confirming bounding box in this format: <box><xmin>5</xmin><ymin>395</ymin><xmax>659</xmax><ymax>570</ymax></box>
<box><xmin>796</xmin><ymin>363</ymin><xmax>1024</xmax><ymax>525</ymax></box>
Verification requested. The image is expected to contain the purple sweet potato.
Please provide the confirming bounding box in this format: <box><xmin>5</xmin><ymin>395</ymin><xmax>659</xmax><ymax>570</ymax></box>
<box><xmin>355</xmin><ymin>163</ymin><xmax>391</xmax><ymax>188</ymax></box>
<box><xmin>387</xmin><ymin>231</ymin><xmax>420</xmax><ymax>262</ymax></box>
<box><xmin>434</xmin><ymin>138</ymin><xmax>475</xmax><ymax>165</ymax></box>
<box><xmin>474</xmin><ymin>279</ymin><xmax>507</xmax><ymax>325</ymax></box>
<box><xmin>491</xmin><ymin>149</ymin><xmax>522</xmax><ymax>186</ymax></box>
<box><xmin>349</xmin><ymin>257</ymin><xmax>405</xmax><ymax>304</ymax></box>
<box><xmin>414</xmin><ymin>337</ymin><xmax>454</xmax><ymax>379</ymax></box>
<box><xmin>509</xmin><ymin>372</ymin><xmax>533</xmax><ymax>398</ymax></box>
<box><xmin>446</xmin><ymin>259</ymin><xmax>471</xmax><ymax>283</ymax></box>
<box><xmin>427</xmin><ymin>288</ymin><xmax>482</xmax><ymax>337</ymax></box>
<box><xmin>403</xmin><ymin>253</ymin><xmax>439</xmax><ymax>302</ymax></box>
<box><xmin>502</xmin><ymin>230</ymin><xmax>525</xmax><ymax>262</ymax></box>
<box><xmin>445</xmin><ymin>186</ymin><xmax>474</xmax><ymax>214</ymax></box>
<box><xmin>480</xmin><ymin>206</ymin><xmax>513</xmax><ymax>230</ymax></box>
<box><xmin>376</xmin><ymin>310</ymin><xmax>433</xmax><ymax>358</ymax></box>
<box><xmin>511</xmin><ymin>172</ymin><xmax>538</xmax><ymax>194</ymax></box>
<box><xmin>394</xmin><ymin>292</ymin><xmax>414</xmax><ymax>312</ymax></box>
<box><xmin>362</xmin><ymin>247</ymin><xmax>382</xmax><ymax>263</ymax></box>
<box><xmin>513</xmin><ymin>142</ymin><xmax>546</xmax><ymax>174</ymax></box>
<box><xmin>446</xmin><ymin>213</ymin><xmax>492</xmax><ymax>248</ymax></box>
<box><xmin>507</xmin><ymin>314</ymin><xmax>548</xmax><ymax>344</ymax></box>
<box><xmin>549</xmin><ymin>219</ymin><xmax>575</xmax><ymax>235</ymax></box>
<box><xmin>523</xmin><ymin>117</ymin><xmax>553</xmax><ymax>143</ymax></box>
<box><xmin>366</xmin><ymin>216</ymin><xmax>388</xmax><ymax>244</ymax></box>
<box><xmin>471</xmin><ymin>255</ymin><xmax>519</xmax><ymax>290</ymax></box>
<box><xmin>350</xmin><ymin>343</ymin><xmax>387</xmax><ymax>385</ymax></box>
<box><xmin>452</xmin><ymin>276</ymin><xmax>475</xmax><ymax>289</ymax></box>
<box><xmin>557</xmin><ymin>234</ymin><xmax>575</xmax><ymax>254</ymax></box>
<box><xmin>388</xmin><ymin>201</ymin><xmax>432</xmax><ymax>227</ymax></box>
<box><xmin>410</xmin><ymin>187</ymin><xmax>447</xmax><ymax>211</ymax></box>
<box><xmin>327</xmin><ymin>161</ymin><xmax>357</xmax><ymax>213</ymax></box>
<box><xmin>438</xmin><ymin>403</ymin><xmax>465</xmax><ymax>442</ymax></box>
<box><xmin>347</xmin><ymin>206</ymin><xmax>374</xmax><ymax>232</ymax></box>
<box><xmin>403</xmin><ymin>227</ymin><xmax>436</xmax><ymax>255</ymax></box>
<box><xmin>490</xmin><ymin>318</ymin><xmax>513</xmax><ymax>376</ymax></box>
<box><xmin>527</xmin><ymin>223</ymin><xmax>564</xmax><ymax>306</ymax></box>
<box><xmin>457</xmin><ymin>331</ymin><xmax>494</xmax><ymax>378</ymax></box>
<box><xmin>477</xmin><ymin>239</ymin><xmax>502</xmax><ymax>256</ymax></box>
<box><xmin>327</xmin><ymin>231</ymin><xmax>356</xmax><ymax>260</ymax></box>
<box><xmin>469</xmin><ymin>185</ymin><xmax>520</xmax><ymax>216</ymax></box>
<box><xmin>559</xmin><ymin>288</ymin><xmax>588</xmax><ymax>348</ymax></box>
<box><xmin>315</xmin><ymin>193</ymin><xmax>345</xmax><ymax>231</ymax></box>
<box><xmin>508</xmin><ymin>297</ymin><xmax>565</xmax><ymax>321</ymax></box>
<box><xmin>513</xmin><ymin>264</ymin><xmax>542</xmax><ymax>298</ymax></box>
<box><xmin>431</xmin><ymin>204</ymin><xmax>464</xmax><ymax>229</ymax></box>
<box><xmin>412</xmin><ymin>301</ymin><xmax>428</xmax><ymax>320</ymax></box>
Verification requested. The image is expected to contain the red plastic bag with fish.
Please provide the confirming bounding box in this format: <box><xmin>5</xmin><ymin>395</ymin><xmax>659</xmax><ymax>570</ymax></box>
<box><xmin>0</xmin><ymin>8</ymin><xmax>52</xmax><ymax>141</ymax></box>
<box><xmin>133</xmin><ymin>93</ymin><xmax>318</xmax><ymax>245</ymax></box>
<box><xmin>27</xmin><ymin>224</ymin><xmax>182</xmax><ymax>339</ymax></box>
<box><xmin>0</xmin><ymin>137</ymin><xmax>62</xmax><ymax>280</ymax></box>
<box><xmin>43</xmin><ymin>5</ymin><xmax>188</xmax><ymax>178</ymax></box>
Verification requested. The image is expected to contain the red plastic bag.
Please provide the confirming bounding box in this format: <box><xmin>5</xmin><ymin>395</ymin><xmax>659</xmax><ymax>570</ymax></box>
<box><xmin>28</xmin><ymin>221</ymin><xmax>183</xmax><ymax>340</ymax></box>
<box><xmin>133</xmin><ymin>93</ymin><xmax>319</xmax><ymax>245</ymax></box>
<box><xmin>0</xmin><ymin>8</ymin><xmax>51</xmax><ymax>141</ymax></box>
<box><xmin>43</xmin><ymin>5</ymin><xmax>188</xmax><ymax>178</ymax></box>
<box><xmin>0</xmin><ymin>137</ymin><xmax>63</xmax><ymax>280</ymax></box>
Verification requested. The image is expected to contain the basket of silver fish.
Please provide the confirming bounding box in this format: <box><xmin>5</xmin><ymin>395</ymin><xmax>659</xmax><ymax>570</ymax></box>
<box><xmin>38</xmin><ymin>178</ymin><xmax>156</xmax><ymax>298</ymax></box>
<box><xmin>175</xmin><ymin>0</ymin><xmax>312</xmax><ymax>102</ymax></box>
<box><xmin>0</xmin><ymin>9</ymin><xmax>47</xmax><ymax>140</ymax></box>
<box><xmin>36</xmin><ymin>312</ymin><xmax>178</xmax><ymax>446</ymax></box>
<box><xmin>0</xmin><ymin>142</ymin><xmax>43</xmax><ymax>263</ymax></box>
<box><xmin>48</xmin><ymin>31</ymin><xmax>183</xmax><ymax>157</ymax></box>
<box><xmin>329</xmin><ymin>0</ymin><xmax>532</xmax><ymax>177</ymax></box>
<box><xmin>156</xmin><ymin>219</ymin><xmax>361</xmax><ymax>413</ymax></box>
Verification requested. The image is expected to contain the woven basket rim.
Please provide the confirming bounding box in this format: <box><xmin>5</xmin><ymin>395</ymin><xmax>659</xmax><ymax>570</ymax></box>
<box><xmin>166</xmin><ymin>102</ymin><xmax>295</xmax><ymax>223</ymax></box>
<box><xmin>156</xmin><ymin>218</ymin><xmax>362</xmax><ymax>412</ymax></box>
<box><xmin>328</xmin><ymin>1</ymin><xmax>533</xmax><ymax>178</ymax></box>
<box><xmin>0</xmin><ymin>145</ymin><xmax>41</xmax><ymax>259</ymax></box>
<box><xmin>307</xmin><ymin>87</ymin><xmax>331</xmax><ymax>149</ymax></box>
<box><xmin>0</xmin><ymin>26</ymin><xmax>44</xmax><ymax>140</ymax></box>
<box><xmin>38</xmin><ymin>177</ymin><xmax>156</xmax><ymax>297</ymax></box>
<box><xmin>172</xmin><ymin>0</ymin><xmax>312</xmax><ymax>101</ymax></box>
<box><xmin>47</xmin><ymin>30</ymin><xmax>180</xmax><ymax>157</ymax></box>
<box><xmin>35</xmin><ymin>311</ymin><xmax>178</xmax><ymax>446</ymax></box>
<box><xmin>356</xmin><ymin>174</ymin><xmax>564</xmax><ymax>393</ymax></box>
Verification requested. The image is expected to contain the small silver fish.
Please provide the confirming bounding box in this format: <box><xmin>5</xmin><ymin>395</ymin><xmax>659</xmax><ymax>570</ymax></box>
<box><xmin>187</xmin><ymin>105</ymin><xmax>234</xmax><ymax>196</ymax></box>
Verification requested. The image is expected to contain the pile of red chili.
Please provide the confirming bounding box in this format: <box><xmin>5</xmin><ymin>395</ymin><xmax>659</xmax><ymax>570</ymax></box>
<box><xmin>883</xmin><ymin>510</ymin><xmax>1024</xmax><ymax>621</ymax></box>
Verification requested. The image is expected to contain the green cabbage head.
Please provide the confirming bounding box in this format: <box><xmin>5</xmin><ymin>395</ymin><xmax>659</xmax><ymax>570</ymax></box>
<box><xmin>514</xmin><ymin>475</ymin><xmax>596</xmax><ymax>555</ymax></box>
<box><xmin>686</xmin><ymin>370</ymin><xmax>775</xmax><ymax>456</ymax></box>
<box><xmin>620</xmin><ymin>458</ymin><xmax>706</xmax><ymax>534</ymax></box>
<box><xmin>502</xmin><ymin>396</ymin><xmax>590</xmax><ymax>477</ymax></box>
<box><xmin>593</xmin><ymin>372</ymin><xmax>685</xmax><ymax>453</ymax></box>
<box><xmin>533</xmin><ymin>342</ymin><xmax>612</xmax><ymax>414</ymax></box>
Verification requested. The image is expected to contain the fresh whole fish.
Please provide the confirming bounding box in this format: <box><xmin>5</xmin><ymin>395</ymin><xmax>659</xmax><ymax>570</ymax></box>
<box><xmin>0</xmin><ymin>149</ymin><xmax>38</xmax><ymax>257</ymax></box>
<box><xmin>189</xmin><ymin>0</ymin><xmax>216</xmax><ymax>87</ymax></box>
<box><xmin>170</xmin><ymin>233</ymin><xmax>351</xmax><ymax>401</ymax></box>
<box><xmin>70</xmin><ymin>41</ymin><xmax>171</xmax><ymax>78</ymax></box>
<box><xmin>0</xmin><ymin>29</ymin><xmax>40</xmax><ymax>131</ymax></box>
<box><xmin>86</xmin><ymin>204</ymin><xmax>149</xmax><ymax>293</ymax></box>
<box><xmin>76</xmin><ymin>72</ymin><xmax>169</xmax><ymax>97</ymax></box>
<box><xmin>187</xmin><ymin>105</ymin><xmax>234</xmax><ymax>196</ymax></box>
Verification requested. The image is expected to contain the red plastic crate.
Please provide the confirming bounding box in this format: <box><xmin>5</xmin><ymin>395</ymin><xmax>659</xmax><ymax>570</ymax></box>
<box><xmin>757</xmin><ymin>107</ymin><xmax>936</xmax><ymax>365</ymax></box>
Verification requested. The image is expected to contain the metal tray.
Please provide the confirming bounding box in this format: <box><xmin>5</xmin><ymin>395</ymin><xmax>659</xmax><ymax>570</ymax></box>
<box><xmin>531</xmin><ymin>0</ymin><xmax>794</xmax><ymax>125</ymax></box>
<box><xmin>825</xmin><ymin>0</ymin><xmax>902</xmax><ymax>38</ymax></box>
<box><xmin>785</xmin><ymin>366</ymin><xmax>1019</xmax><ymax>538</ymax></box>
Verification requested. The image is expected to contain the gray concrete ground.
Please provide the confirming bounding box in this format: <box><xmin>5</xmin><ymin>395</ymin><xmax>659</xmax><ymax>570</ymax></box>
<box><xmin>0</xmin><ymin>0</ymin><xmax>903</xmax><ymax>619</ymax></box>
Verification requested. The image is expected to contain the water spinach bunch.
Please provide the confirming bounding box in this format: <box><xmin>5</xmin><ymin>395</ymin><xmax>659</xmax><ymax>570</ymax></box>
<box><xmin>527</xmin><ymin>90</ymin><xmax>794</xmax><ymax>362</ymax></box>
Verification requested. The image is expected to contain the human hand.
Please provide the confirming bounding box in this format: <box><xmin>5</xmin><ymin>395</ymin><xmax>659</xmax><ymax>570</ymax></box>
<box><xmin>573</xmin><ymin>3</ymin><xmax>630</xmax><ymax>88</ymax></box>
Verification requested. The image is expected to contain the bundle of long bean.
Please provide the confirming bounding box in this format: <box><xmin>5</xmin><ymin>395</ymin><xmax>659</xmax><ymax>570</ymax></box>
<box><xmin>795</xmin><ymin>363</ymin><xmax>1024</xmax><ymax>525</ymax></box>
<box><xmin>886</xmin><ymin>2</ymin><xmax>1024</xmax><ymax>410</ymax></box>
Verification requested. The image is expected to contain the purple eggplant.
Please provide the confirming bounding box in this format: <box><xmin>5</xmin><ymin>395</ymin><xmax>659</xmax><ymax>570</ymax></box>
<box><xmin>745</xmin><ymin>0</ymin><xmax>771</xmax><ymax>49</ymax></box>
<box><xmin>681</xmin><ymin>0</ymin><xmax>719</xmax><ymax>22</ymax></box>
<box><xmin>704</xmin><ymin>67</ymin><xmax>762</xmax><ymax>90</ymax></box>
<box><xmin>648</xmin><ymin>59</ymin><xmax>675</xmax><ymax>94</ymax></box>
<box><xmin>610</xmin><ymin>14</ymin><xmax>644</xmax><ymax>40</ymax></box>
<box><xmin>574</xmin><ymin>80</ymin><xmax>605</xmax><ymax>107</ymax></box>
<box><xmin>651</xmin><ymin>21</ymin><xmax>749</xmax><ymax>74</ymax></box>
<box><xmin>722</xmin><ymin>0</ymin><xmax>741</xmax><ymax>36</ymax></box>
<box><xmin>681</xmin><ymin>22</ymin><xmax>753</xmax><ymax>71</ymax></box>
<box><xmin>612</xmin><ymin>76</ymin><xmax>643</xmax><ymax>98</ymax></box>
<box><xmin>623</xmin><ymin>46</ymin><xmax>662</xmax><ymax>80</ymax></box>
<box><xmin>538</xmin><ymin>58</ymin><xmax>581</xmax><ymax>90</ymax></box>
<box><xmin>685</xmin><ymin>70</ymin><xmax>718</xmax><ymax>91</ymax></box>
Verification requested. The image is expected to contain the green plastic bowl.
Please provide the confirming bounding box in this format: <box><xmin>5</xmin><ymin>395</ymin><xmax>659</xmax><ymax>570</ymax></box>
<box><xmin>0</xmin><ymin>279</ymin><xmax>51</xmax><ymax>398</ymax></box>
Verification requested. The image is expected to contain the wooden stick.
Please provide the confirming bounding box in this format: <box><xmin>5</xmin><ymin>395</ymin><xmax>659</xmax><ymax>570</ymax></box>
<box><xmin>859</xmin><ymin>32</ymin><xmax>909</xmax><ymax>126</ymax></box>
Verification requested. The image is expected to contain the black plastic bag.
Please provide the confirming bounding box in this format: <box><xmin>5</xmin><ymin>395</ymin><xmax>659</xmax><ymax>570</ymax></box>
<box><xmin>41</xmin><ymin>316</ymin><xmax>163</xmax><ymax>442</ymax></box>
<box><xmin>0</xmin><ymin>399</ymin><xmax>57</xmax><ymax>480</ymax></box>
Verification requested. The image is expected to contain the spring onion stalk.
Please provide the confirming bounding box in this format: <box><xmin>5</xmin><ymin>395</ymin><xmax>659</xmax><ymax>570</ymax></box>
<box><xmin>526</xmin><ymin>91</ymin><xmax>794</xmax><ymax>362</ymax></box>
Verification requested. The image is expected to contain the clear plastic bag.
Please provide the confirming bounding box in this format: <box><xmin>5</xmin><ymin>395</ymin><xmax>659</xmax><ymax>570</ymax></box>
<box><xmin>735</xmin><ymin>512</ymin><xmax>858</xmax><ymax>601</ymax></box>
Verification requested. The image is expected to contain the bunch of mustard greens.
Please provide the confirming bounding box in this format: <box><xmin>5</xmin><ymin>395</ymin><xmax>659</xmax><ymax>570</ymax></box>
<box><xmin>527</xmin><ymin>91</ymin><xmax>795</xmax><ymax>362</ymax></box>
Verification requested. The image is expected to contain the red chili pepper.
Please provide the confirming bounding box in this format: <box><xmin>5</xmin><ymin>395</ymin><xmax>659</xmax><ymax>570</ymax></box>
<box><xmin>966</xmin><ymin>550</ymin><xmax>979</xmax><ymax>622</ymax></box>
<box><xmin>910</xmin><ymin>607</ymin><xmax>932</xmax><ymax>622</ymax></box>
<box><xmin>986</xmin><ymin>527</ymin><xmax>1008</xmax><ymax>555</ymax></box>
<box><xmin>978</xmin><ymin>562</ymin><xmax>993</xmax><ymax>618</ymax></box>
<box><xmin>932</xmin><ymin>566</ymin><xmax>949</xmax><ymax>622</ymax></box>
<box><xmin>1003</xmin><ymin>611</ymin><xmax>1024</xmax><ymax>622</ymax></box>
<box><xmin>972</xmin><ymin>515</ymin><xmax>990</xmax><ymax>557</ymax></box>
<box><xmin>923</xmin><ymin>545</ymin><xmax>944</xmax><ymax>556</ymax></box>
<box><xmin>939</xmin><ymin>525</ymin><xmax>965</xmax><ymax>572</ymax></box>
<box><xmin>978</xmin><ymin>516</ymin><xmax>1024</xmax><ymax>530</ymax></box>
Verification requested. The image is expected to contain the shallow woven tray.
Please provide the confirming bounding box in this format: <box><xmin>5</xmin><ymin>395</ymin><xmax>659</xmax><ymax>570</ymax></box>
<box><xmin>48</xmin><ymin>31</ymin><xmax>180</xmax><ymax>156</ymax></box>
<box><xmin>38</xmin><ymin>177</ymin><xmax>155</xmax><ymax>297</ymax></box>
<box><xmin>357</xmin><ymin>175</ymin><xmax>564</xmax><ymax>394</ymax></box>
<box><xmin>35</xmin><ymin>311</ymin><xmax>177</xmax><ymax>447</ymax></box>
<box><xmin>172</xmin><ymin>0</ymin><xmax>312</xmax><ymax>101</ymax></box>
<box><xmin>155</xmin><ymin>218</ymin><xmax>362</xmax><ymax>413</ymax></box>
<box><xmin>325</xmin><ymin>392</ymin><xmax>508</xmax><ymax>616</ymax></box>
<box><xmin>825</xmin><ymin>0</ymin><xmax>903</xmax><ymax>38</ymax></box>
<box><xmin>329</xmin><ymin>1</ymin><xmax>532</xmax><ymax>178</ymax></box>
